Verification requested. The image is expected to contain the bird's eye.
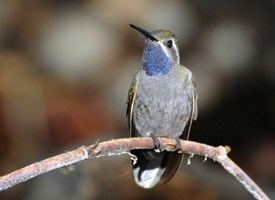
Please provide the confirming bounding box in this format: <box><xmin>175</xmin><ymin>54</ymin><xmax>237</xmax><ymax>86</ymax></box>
<box><xmin>166</xmin><ymin>40</ymin><xmax>173</xmax><ymax>48</ymax></box>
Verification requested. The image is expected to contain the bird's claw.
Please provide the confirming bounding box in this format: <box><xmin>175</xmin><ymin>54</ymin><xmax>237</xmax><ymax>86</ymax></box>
<box><xmin>150</xmin><ymin>133</ymin><xmax>164</xmax><ymax>152</ymax></box>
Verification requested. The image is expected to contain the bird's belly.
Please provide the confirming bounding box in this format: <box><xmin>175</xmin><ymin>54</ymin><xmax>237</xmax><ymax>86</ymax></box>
<box><xmin>133</xmin><ymin>78</ymin><xmax>192</xmax><ymax>138</ymax></box>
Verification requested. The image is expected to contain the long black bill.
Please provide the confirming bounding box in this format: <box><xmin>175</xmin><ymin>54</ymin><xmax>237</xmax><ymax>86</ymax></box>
<box><xmin>129</xmin><ymin>24</ymin><xmax>158</xmax><ymax>42</ymax></box>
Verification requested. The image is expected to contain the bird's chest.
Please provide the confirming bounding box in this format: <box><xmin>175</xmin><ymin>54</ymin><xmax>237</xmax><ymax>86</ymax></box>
<box><xmin>133</xmin><ymin>72</ymin><xmax>192</xmax><ymax>137</ymax></box>
<box><xmin>137</xmin><ymin>74</ymin><xmax>185</xmax><ymax>105</ymax></box>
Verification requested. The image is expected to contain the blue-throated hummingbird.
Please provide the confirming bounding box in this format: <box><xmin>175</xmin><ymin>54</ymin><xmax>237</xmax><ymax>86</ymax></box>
<box><xmin>126</xmin><ymin>24</ymin><xmax>198</xmax><ymax>189</ymax></box>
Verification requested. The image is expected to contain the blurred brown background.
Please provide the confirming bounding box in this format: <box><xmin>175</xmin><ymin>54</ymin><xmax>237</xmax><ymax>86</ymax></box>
<box><xmin>0</xmin><ymin>0</ymin><xmax>274</xmax><ymax>199</ymax></box>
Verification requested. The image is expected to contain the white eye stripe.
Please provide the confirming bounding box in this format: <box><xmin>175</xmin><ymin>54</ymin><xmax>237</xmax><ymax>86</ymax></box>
<box><xmin>157</xmin><ymin>38</ymin><xmax>180</xmax><ymax>64</ymax></box>
<box><xmin>158</xmin><ymin>41</ymin><xmax>169</xmax><ymax>57</ymax></box>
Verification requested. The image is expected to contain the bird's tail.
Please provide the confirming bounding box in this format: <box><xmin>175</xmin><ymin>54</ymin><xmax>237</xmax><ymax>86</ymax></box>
<box><xmin>131</xmin><ymin>149</ymin><xmax>183</xmax><ymax>189</ymax></box>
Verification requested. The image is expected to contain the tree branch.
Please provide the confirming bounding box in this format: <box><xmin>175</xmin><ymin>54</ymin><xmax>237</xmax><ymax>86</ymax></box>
<box><xmin>0</xmin><ymin>138</ymin><xmax>270</xmax><ymax>200</ymax></box>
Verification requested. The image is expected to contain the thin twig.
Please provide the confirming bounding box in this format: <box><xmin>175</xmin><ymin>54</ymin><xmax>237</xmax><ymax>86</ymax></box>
<box><xmin>0</xmin><ymin>138</ymin><xmax>270</xmax><ymax>200</ymax></box>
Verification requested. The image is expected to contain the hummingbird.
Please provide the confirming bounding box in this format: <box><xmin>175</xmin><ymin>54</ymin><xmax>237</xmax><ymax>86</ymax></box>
<box><xmin>126</xmin><ymin>24</ymin><xmax>198</xmax><ymax>189</ymax></box>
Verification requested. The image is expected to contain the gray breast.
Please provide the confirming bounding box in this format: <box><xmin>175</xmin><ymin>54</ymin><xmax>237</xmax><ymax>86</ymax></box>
<box><xmin>133</xmin><ymin>67</ymin><xmax>193</xmax><ymax>138</ymax></box>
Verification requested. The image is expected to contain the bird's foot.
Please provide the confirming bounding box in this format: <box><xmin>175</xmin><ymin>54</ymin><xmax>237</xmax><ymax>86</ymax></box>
<box><xmin>150</xmin><ymin>133</ymin><xmax>164</xmax><ymax>152</ymax></box>
<box><xmin>174</xmin><ymin>137</ymin><xmax>183</xmax><ymax>153</ymax></box>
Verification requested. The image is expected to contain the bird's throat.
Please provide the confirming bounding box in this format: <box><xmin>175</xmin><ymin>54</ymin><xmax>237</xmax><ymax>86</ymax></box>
<box><xmin>142</xmin><ymin>43</ymin><xmax>173</xmax><ymax>76</ymax></box>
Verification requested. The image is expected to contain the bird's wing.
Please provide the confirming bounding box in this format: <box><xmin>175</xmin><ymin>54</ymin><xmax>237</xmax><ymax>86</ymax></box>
<box><xmin>191</xmin><ymin>75</ymin><xmax>198</xmax><ymax>121</ymax></box>
<box><xmin>126</xmin><ymin>72</ymin><xmax>139</xmax><ymax>136</ymax></box>
<box><xmin>186</xmin><ymin>72</ymin><xmax>198</xmax><ymax>140</ymax></box>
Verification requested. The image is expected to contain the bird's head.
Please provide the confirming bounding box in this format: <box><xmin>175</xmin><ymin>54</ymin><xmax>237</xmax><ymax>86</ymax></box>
<box><xmin>130</xmin><ymin>24</ymin><xmax>180</xmax><ymax>76</ymax></box>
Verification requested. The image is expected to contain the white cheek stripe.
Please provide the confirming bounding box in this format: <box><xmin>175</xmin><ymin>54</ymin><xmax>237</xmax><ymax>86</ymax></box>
<box><xmin>158</xmin><ymin>41</ymin><xmax>169</xmax><ymax>57</ymax></box>
<box><xmin>158</xmin><ymin>39</ymin><xmax>180</xmax><ymax>64</ymax></box>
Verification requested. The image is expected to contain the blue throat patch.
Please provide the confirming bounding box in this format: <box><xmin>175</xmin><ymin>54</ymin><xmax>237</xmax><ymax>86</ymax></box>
<box><xmin>142</xmin><ymin>43</ymin><xmax>173</xmax><ymax>76</ymax></box>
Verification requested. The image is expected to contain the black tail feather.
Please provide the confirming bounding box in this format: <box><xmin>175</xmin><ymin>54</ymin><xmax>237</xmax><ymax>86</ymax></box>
<box><xmin>131</xmin><ymin>149</ymin><xmax>183</xmax><ymax>188</ymax></box>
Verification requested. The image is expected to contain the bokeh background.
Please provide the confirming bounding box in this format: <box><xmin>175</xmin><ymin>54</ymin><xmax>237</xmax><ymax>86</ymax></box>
<box><xmin>0</xmin><ymin>0</ymin><xmax>274</xmax><ymax>199</ymax></box>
